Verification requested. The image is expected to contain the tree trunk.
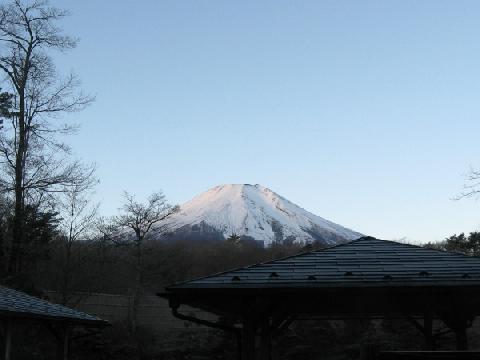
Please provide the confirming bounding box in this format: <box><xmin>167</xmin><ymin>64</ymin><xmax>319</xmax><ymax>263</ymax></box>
<box><xmin>129</xmin><ymin>237</ymin><xmax>143</xmax><ymax>334</ymax></box>
<box><xmin>99</xmin><ymin>236</ymin><xmax>107</xmax><ymax>290</ymax></box>
<box><xmin>10</xmin><ymin>92</ymin><xmax>26</xmax><ymax>275</ymax></box>
<box><xmin>61</xmin><ymin>241</ymin><xmax>72</xmax><ymax>306</ymax></box>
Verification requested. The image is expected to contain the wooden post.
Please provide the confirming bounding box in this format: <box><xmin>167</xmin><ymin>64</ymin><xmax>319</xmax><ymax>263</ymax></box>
<box><xmin>424</xmin><ymin>310</ymin><xmax>434</xmax><ymax>350</ymax></box>
<box><xmin>439</xmin><ymin>309</ymin><xmax>471</xmax><ymax>351</ymax></box>
<box><xmin>63</xmin><ymin>328</ymin><xmax>69</xmax><ymax>360</ymax></box>
<box><xmin>456</xmin><ymin>328</ymin><xmax>468</xmax><ymax>351</ymax></box>
<box><xmin>258</xmin><ymin>316</ymin><xmax>271</xmax><ymax>360</ymax></box>
<box><xmin>4</xmin><ymin>319</ymin><xmax>12</xmax><ymax>360</ymax></box>
<box><xmin>241</xmin><ymin>316</ymin><xmax>256</xmax><ymax>360</ymax></box>
<box><xmin>56</xmin><ymin>325</ymin><xmax>70</xmax><ymax>360</ymax></box>
<box><xmin>236</xmin><ymin>332</ymin><xmax>242</xmax><ymax>360</ymax></box>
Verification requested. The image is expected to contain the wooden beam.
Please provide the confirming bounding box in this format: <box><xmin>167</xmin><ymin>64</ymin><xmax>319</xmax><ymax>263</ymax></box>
<box><xmin>379</xmin><ymin>351</ymin><xmax>480</xmax><ymax>359</ymax></box>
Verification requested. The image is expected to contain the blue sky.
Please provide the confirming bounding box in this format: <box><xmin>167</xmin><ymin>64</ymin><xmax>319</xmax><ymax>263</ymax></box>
<box><xmin>51</xmin><ymin>0</ymin><xmax>480</xmax><ymax>243</ymax></box>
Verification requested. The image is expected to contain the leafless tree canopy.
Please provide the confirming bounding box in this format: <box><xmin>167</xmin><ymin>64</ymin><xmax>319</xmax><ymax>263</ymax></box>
<box><xmin>54</xmin><ymin>182</ymin><xmax>99</xmax><ymax>305</ymax></box>
<box><xmin>58</xmin><ymin>183</ymin><xmax>99</xmax><ymax>243</ymax></box>
<box><xmin>0</xmin><ymin>0</ymin><xmax>95</xmax><ymax>196</ymax></box>
<box><xmin>114</xmin><ymin>191</ymin><xmax>179</xmax><ymax>243</ymax></box>
<box><xmin>0</xmin><ymin>0</ymin><xmax>94</xmax><ymax>274</ymax></box>
<box><xmin>0</xmin><ymin>0</ymin><xmax>92</xmax><ymax>119</ymax></box>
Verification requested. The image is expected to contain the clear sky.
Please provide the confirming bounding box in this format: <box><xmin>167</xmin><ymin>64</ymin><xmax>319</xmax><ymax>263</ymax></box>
<box><xmin>50</xmin><ymin>0</ymin><xmax>480</xmax><ymax>243</ymax></box>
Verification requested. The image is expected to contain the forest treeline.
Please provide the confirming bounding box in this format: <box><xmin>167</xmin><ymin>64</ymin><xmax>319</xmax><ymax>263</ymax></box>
<box><xmin>0</xmin><ymin>182</ymin><xmax>323</xmax><ymax>297</ymax></box>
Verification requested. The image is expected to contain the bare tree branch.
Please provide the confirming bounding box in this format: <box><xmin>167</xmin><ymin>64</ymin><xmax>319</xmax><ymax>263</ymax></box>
<box><xmin>455</xmin><ymin>167</ymin><xmax>480</xmax><ymax>200</ymax></box>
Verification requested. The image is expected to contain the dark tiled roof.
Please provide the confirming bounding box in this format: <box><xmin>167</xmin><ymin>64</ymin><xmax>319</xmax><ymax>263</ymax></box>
<box><xmin>0</xmin><ymin>286</ymin><xmax>107</xmax><ymax>325</ymax></box>
<box><xmin>168</xmin><ymin>237</ymin><xmax>480</xmax><ymax>290</ymax></box>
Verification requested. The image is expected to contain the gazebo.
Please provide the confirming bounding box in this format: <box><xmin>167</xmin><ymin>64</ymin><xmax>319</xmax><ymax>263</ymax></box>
<box><xmin>0</xmin><ymin>286</ymin><xmax>108</xmax><ymax>360</ymax></box>
<box><xmin>161</xmin><ymin>237</ymin><xmax>480</xmax><ymax>360</ymax></box>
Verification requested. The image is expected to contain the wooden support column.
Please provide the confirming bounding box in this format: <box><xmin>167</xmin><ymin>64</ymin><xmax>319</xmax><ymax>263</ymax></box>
<box><xmin>424</xmin><ymin>310</ymin><xmax>434</xmax><ymax>350</ymax></box>
<box><xmin>456</xmin><ymin>328</ymin><xmax>468</xmax><ymax>351</ymax></box>
<box><xmin>236</xmin><ymin>332</ymin><xmax>242</xmax><ymax>360</ymax></box>
<box><xmin>258</xmin><ymin>317</ymin><xmax>271</xmax><ymax>360</ymax></box>
<box><xmin>63</xmin><ymin>329</ymin><xmax>70</xmax><ymax>360</ymax></box>
<box><xmin>438</xmin><ymin>302</ymin><xmax>475</xmax><ymax>352</ymax></box>
<box><xmin>241</xmin><ymin>316</ymin><xmax>256</xmax><ymax>360</ymax></box>
<box><xmin>4</xmin><ymin>319</ymin><xmax>12</xmax><ymax>360</ymax></box>
<box><xmin>439</xmin><ymin>309</ymin><xmax>472</xmax><ymax>351</ymax></box>
<box><xmin>269</xmin><ymin>310</ymin><xmax>293</xmax><ymax>360</ymax></box>
<box><xmin>55</xmin><ymin>325</ymin><xmax>70</xmax><ymax>360</ymax></box>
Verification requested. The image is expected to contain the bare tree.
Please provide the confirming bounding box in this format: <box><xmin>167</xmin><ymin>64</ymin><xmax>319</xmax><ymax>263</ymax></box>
<box><xmin>0</xmin><ymin>0</ymin><xmax>94</xmax><ymax>274</ymax></box>
<box><xmin>56</xmin><ymin>181</ymin><xmax>98</xmax><ymax>305</ymax></box>
<box><xmin>109</xmin><ymin>191</ymin><xmax>178</xmax><ymax>333</ymax></box>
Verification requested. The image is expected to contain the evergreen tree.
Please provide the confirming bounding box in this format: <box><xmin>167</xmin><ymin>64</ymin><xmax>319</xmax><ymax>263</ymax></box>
<box><xmin>226</xmin><ymin>232</ymin><xmax>241</xmax><ymax>244</ymax></box>
<box><xmin>425</xmin><ymin>232</ymin><xmax>480</xmax><ymax>256</ymax></box>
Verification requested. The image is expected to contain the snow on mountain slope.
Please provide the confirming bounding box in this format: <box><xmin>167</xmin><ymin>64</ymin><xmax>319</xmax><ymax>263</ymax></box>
<box><xmin>161</xmin><ymin>184</ymin><xmax>362</xmax><ymax>245</ymax></box>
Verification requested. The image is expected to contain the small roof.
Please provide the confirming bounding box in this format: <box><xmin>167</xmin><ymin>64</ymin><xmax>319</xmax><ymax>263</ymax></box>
<box><xmin>0</xmin><ymin>286</ymin><xmax>107</xmax><ymax>326</ymax></box>
<box><xmin>167</xmin><ymin>237</ymin><xmax>480</xmax><ymax>291</ymax></box>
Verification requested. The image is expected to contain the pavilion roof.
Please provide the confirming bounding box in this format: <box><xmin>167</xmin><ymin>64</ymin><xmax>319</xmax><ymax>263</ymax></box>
<box><xmin>167</xmin><ymin>237</ymin><xmax>480</xmax><ymax>291</ymax></box>
<box><xmin>0</xmin><ymin>286</ymin><xmax>107</xmax><ymax>326</ymax></box>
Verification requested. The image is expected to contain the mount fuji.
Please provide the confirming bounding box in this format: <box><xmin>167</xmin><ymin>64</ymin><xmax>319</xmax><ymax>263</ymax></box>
<box><xmin>159</xmin><ymin>184</ymin><xmax>362</xmax><ymax>246</ymax></box>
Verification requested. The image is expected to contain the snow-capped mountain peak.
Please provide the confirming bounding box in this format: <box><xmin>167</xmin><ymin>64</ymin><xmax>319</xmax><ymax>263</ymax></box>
<box><xmin>162</xmin><ymin>184</ymin><xmax>362</xmax><ymax>246</ymax></box>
